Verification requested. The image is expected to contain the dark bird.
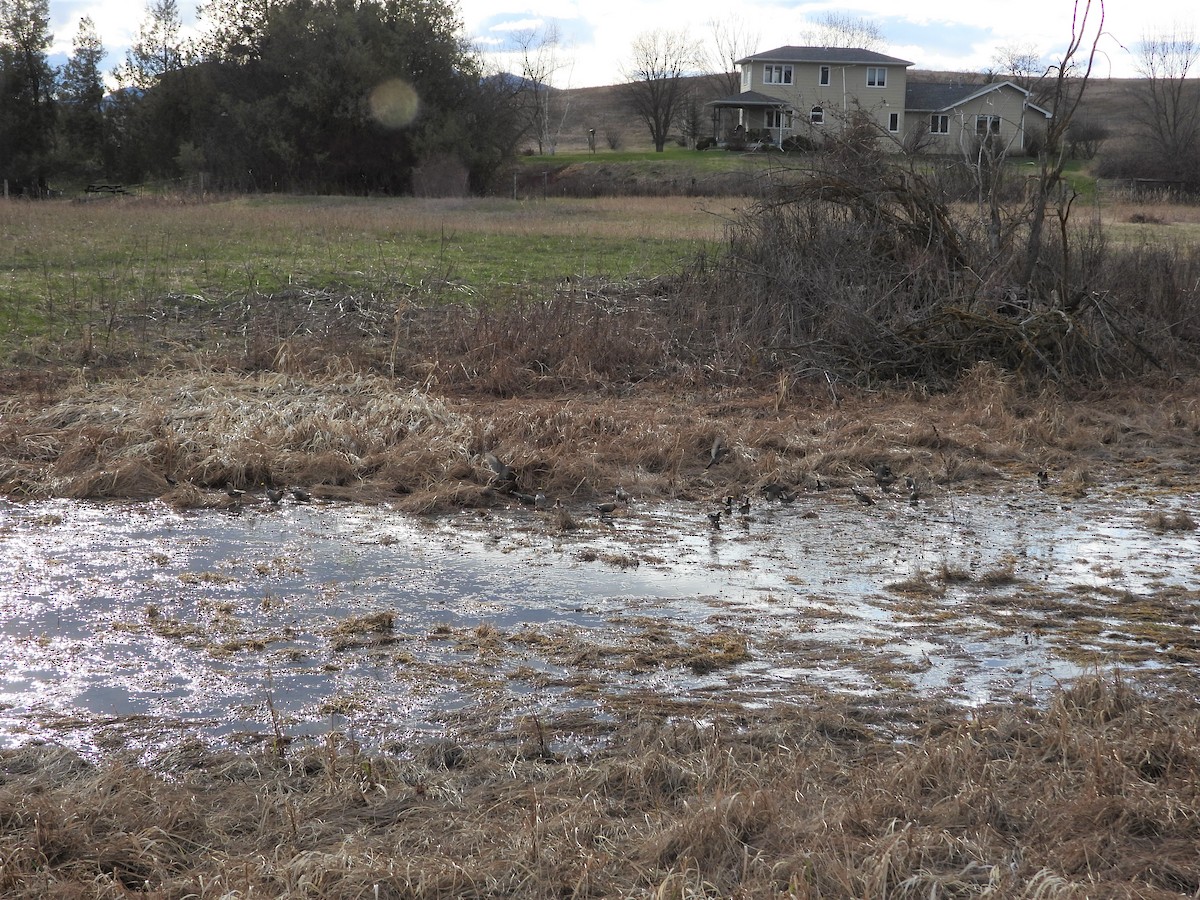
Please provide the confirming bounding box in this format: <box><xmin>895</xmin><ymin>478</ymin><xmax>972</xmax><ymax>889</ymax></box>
<box><xmin>1037</xmin><ymin>470</ymin><xmax>1050</xmax><ymax>488</ymax></box>
<box><xmin>225</xmin><ymin>485</ymin><xmax>246</xmax><ymax>500</ymax></box>
<box><xmin>707</xmin><ymin>510</ymin><xmax>723</xmax><ymax>528</ymax></box>
<box><xmin>513</xmin><ymin>491</ymin><xmax>538</xmax><ymax>506</ymax></box>
<box><xmin>265</xmin><ymin>486</ymin><xmax>284</xmax><ymax>505</ymax></box>
<box><xmin>614</xmin><ymin>485</ymin><xmax>631</xmax><ymax>504</ymax></box>
<box><xmin>596</xmin><ymin>501</ymin><xmax>622</xmax><ymax>515</ymax></box>
<box><xmin>724</xmin><ymin>495</ymin><xmax>735</xmax><ymax>511</ymax></box>
<box><xmin>872</xmin><ymin>463</ymin><xmax>896</xmax><ymax>490</ymax></box>
<box><xmin>851</xmin><ymin>486</ymin><xmax>875</xmax><ymax>506</ymax></box>
<box><xmin>706</xmin><ymin>436</ymin><xmax>730</xmax><ymax>469</ymax></box>
<box><xmin>290</xmin><ymin>486</ymin><xmax>312</xmax><ymax>502</ymax></box>
<box><xmin>905</xmin><ymin>475</ymin><xmax>920</xmax><ymax>506</ymax></box>
<box><xmin>737</xmin><ymin>496</ymin><xmax>751</xmax><ymax>515</ymax></box>
<box><xmin>813</xmin><ymin>474</ymin><xmax>825</xmax><ymax>492</ymax></box>
<box><xmin>761</xmin><ymin>482</ymin><xmax>798</xmax><ymax>503</ymax></box>
<box><xmin>484</xmin><ymin>451</ymin><xmax>518</xmax><ymax>491</ymax></box>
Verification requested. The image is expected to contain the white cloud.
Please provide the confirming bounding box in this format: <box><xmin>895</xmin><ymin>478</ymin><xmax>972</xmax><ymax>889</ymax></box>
<box><xmin>45</xmin><ymin>0</ymin><xmax>1198</xmax><ymax>85</ymax></box>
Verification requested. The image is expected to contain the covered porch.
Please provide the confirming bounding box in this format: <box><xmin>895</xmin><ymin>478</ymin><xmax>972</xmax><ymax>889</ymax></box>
<box><xmin>705</xmin><ymin>92</ymin><xmax>796</xmax><ymax>149</ymax></box>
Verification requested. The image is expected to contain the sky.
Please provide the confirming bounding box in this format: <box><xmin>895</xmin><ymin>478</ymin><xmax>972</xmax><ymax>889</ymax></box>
<box><xmin>45</xmin><ymin>0</ymin><xmax>1197</xmax><ymax>88</ymax></box>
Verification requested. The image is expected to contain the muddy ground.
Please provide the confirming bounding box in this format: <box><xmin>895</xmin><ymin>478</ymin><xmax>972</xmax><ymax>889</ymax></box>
<box><xmin>2</xmin><ymin>352</ymin><xmax>1200</xmax><ymax>896</ymax></box>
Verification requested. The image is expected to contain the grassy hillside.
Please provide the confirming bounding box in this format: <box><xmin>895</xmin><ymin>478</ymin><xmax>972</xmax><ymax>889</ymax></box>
<box><xmin>537</xmin><ymin>72</ymin><xmax>1145</xmax><ymax>156</ymax></box>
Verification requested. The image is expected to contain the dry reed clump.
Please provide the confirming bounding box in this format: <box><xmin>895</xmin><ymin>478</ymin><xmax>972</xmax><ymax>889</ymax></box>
<box><xmin>2</xmin><ymin>675</ymin><xmax>1197</xmax><ymax>898</ymax></box>
<box><xmin>329</xmin><ymin>611</ymin><xmax>397</xmax><ymax>651</ymax></box>
<box><xmin>1144</xmin><ymin>508</ymin><xmax>1198</xmax><ymax>533</ymax></box>
<box><xmin>6</xmin><ymin>351</ymin><xmax>1200</xmax><ymax>509</ymax></box>
<box><xmin>20</xmin><ymin>371</ymin><xmax>474</xmax><ymax>498</ymax></box>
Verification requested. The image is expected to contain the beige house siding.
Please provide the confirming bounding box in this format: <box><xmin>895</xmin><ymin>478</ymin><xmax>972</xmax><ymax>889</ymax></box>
<box><xmin>907</xmin><ymin>85</ymin><xmax>1048</xmax><ymax>154</ymax></box>
<box><xmin>740</xmin><ymin>59</ymin><xmax>908</xmax><ymax>137</ymax></box>
<box><xmin>715</xmin><ymin>49</ymin><xmax>1049</xmax><ymax>151</ymax></box>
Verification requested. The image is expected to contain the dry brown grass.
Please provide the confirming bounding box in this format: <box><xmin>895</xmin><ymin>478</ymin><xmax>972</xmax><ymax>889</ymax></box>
<box><xmin>4</xmin><ymin>363</ymin><xmax>1200</xmax><ymax>511</ymax></box>
<box><xmin>1</xmin><ymin>675</ymin><xmax>1196</xmax><ymax>898</ymax></box>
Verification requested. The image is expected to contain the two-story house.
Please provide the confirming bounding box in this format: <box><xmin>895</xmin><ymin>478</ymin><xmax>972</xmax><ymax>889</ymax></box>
<box><xmin>709</xmin><ymin>46</ymin><xmax>913</xmax><ymax>147</ymax></box>
<box><xmin>708</xmin><ymin>46</ymin><xmax>1051</xmax><ymax>153</ymax></box>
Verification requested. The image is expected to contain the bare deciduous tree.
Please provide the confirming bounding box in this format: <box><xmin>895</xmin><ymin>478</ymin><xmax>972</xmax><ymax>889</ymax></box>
<box><xmin>1021</xmin><ymin>0</ymin><xmax>1105</xmax><ymax>298</ymax></box>
<box><xmin>621</xmin><ymin>29</ymin><xmax>703</xmax><ymax>153</ymax></box>
<box><xmin>992</xmin><ymin>43</ymin><xmax>1055</xmax><ymax>108</ymax></box>
<box><xmin>800</xmin><ymin>13</ymin><xmax>884</xmax><ymax>50</ymax></box>
<box><xmin>512</xmin><ymin>23</ymin><xmax>572</xmax><ymax>155</ymax></box>
<box><xmin>1132</xmin><ymin>25</ymin><xmax>1200</xmax><ymax>182</ymax></box>
<box><xmin>707</xmin><ymin>15</ymin><xmax>758</xmax><ymax>96</ymax></box>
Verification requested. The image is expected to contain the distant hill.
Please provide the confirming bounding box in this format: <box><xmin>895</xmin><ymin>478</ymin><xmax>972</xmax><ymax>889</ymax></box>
<box><xmin>538</xmin><ymin>72</ymin><xmax>1144</xmax><ymax>155</ymax></box>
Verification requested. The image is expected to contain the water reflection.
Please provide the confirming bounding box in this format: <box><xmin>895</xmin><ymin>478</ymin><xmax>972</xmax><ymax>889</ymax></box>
<box><xmin>1</xmin><ymin>487</ymin><xmax>1196</xmax><ymax>755</ymax></box>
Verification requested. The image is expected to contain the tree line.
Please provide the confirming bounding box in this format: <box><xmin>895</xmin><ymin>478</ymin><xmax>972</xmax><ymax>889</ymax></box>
<box><xmin>0</xmin><ymin>0</ymin><xmax>530</xmax><ymax>195</ymax></box>
<box><xmin>4</xmin><ymin>0</ymin><xmax>1199</xmax><ymax>197</ymax></box>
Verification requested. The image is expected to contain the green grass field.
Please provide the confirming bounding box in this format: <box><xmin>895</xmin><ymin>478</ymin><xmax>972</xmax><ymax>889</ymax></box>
<box><xmin>0</xmin><ymin>194</ymin><xmax>740</xmax><ymax>350</ymax></box>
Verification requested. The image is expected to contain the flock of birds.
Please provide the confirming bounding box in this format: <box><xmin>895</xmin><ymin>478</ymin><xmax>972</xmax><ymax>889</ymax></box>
<box><xmin>480</xmin><ymin>436</ymin><xmax>951</xmax><ymax>529</ymax></box>
<box><xmin>209</xmin><ymin>435</ymin><xmax>1051</xmax><ymax>521</ymax></box>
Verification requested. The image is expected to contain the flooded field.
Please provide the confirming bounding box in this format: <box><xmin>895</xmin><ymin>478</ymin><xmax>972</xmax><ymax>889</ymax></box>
<box><xmin>3</xmin><ymin>480</ymin><xmax>1197</xmax><ymax>759</ymax></box>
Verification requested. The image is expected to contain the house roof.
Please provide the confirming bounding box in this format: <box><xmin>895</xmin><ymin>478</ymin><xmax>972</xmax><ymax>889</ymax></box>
<box><xmin>906</xmin><ymin>80</ymin><xmax>1053</xmax><ymax>117</ymax></box>
<box><xmin>736</xmin><ymin>46</ymin><xmax>914</xmax><ymax>67</ymax></box>
<box><xmin>706</xmin><ymin>90</ymin><xmax>792</xmax><ymax>108</ymax></box>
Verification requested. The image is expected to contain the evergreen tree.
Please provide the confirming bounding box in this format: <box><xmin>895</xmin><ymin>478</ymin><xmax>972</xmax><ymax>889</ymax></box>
<box><xmin>0</xmin><ymin>0</ymin><xmax>56</xmax><ymax>192</ymax></box>
<box><xmin>117</xmin><ymin>0</ymin><xmax>185</xmax><ymax>90</ymax></box>
<box><xmin>197</xmin><ymin>0</ymin><xmax>499</xmax><ymax>193</ymax></box>
<box><xmin>57</xmin><ymin>16</ymin><xmax>108</xmax><ymax>178</ymax></box>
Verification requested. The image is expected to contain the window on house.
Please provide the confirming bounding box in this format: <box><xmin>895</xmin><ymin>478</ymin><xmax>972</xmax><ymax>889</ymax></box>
<box><xmin>741</xmin><ymin>67</ymin><xmax>750</xmax><ymax>90</ymax></box>
<box><xmin>866</xmin><ymin>67</ymin><xmax>886</xmax><ymax>87</ymax></box>
<box><xmin>976</xmin><ymin>115</ymin><xmax>1001</xmax><ymax>135</ymax></box>
<box><xmin>930</xmin><ymin>114</ymin><xmax>950</xmax><ymax>134</ymax></box>
<box><xmin>810</xmin><ymin>106</ymin><xmax>824</xmax><ymax>125</ymax></box>
<box><xmin>888</xmin><ymin>112</ymin><xmax>899</xmax><ymax>132</ymax></box>
<box><xmin>763</xmin><ymin>64</ymin><xmax>793</xmax><ymax>85</ymax></box>
<box><xmin>767</xmin><ymin>109</ymin><xmax>792</xmax><ymax>129</ymax></box>
<box><xmin>819</xmin><ymin>65</ymin><xmax>831</xmax><ymax>86</ymax></box>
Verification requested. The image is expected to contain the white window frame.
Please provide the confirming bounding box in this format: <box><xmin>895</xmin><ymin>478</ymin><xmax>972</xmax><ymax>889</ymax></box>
<box><xmin>975</xmin><ymin>114</ymin><xmax>1001</xmax><ymax>135</ymax></box>
<box><xmin>930</xmin><ymin>114</ymin><xmax>950</xmax><ymax>134</ymax></box>
<box><xmin>888</xmin><ymin>112</ymin><xmax>899</xmax><ymax>132</ymax></box>
<box><xmin>741</xmin><ymin>67</ymin><xmax>750</xmax><ymax>90</ymax></box>
<box><xmin>866</xmin><ymin>67</ymin><xmax>886</xmax><ymax>87</ymax></box>
<box><xmin>763</xmin><ymin>64</ymin><xmax>793</xmax><ymax>85</ymax></box>
<box><xmin>767</xmin><ymin>109</ymin><xmax>792</xmax><ymax>129</ymax></box>
<box><xmin>810</xmin><ymin>106</ymin><xmax>824</xmax><ymax>125</ymax></box>
<box><xmin>819</xmin><ymin>65</ymin><xmax>831</xmax><ymax>86</ymax></box>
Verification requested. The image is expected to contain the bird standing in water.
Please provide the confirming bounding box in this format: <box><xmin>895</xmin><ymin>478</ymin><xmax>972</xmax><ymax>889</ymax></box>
<box><xmin>872</xmin><ymin>463</ymin><xmax>896</xmax><ymax>491</ymax></box>
<box><xmin>905</xmin><ymin>476</ymin><xmax>920</xmax><ymax>505</ymax></box>
<box><xmin>265</xmin><ymin>485</ymin><xmax>284</xmax><ymax>505</ymax></box>
<box><xmin>851</xmin><ymin>486</ymin><xmax>875</xmax><ymax>506</ymax></box>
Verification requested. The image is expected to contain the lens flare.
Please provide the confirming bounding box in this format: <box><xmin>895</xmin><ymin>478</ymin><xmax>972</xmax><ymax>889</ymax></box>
<box><xmin>369</xmin><ymin>79</ymin><xmax>420</xmax><ymax>129</ymax></box>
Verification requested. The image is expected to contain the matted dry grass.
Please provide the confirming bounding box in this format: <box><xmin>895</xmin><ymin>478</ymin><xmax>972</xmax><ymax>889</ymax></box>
<box><xmin>1</xmin><ymin>675</ymin><xmax>1197</xmax><ymax>898</ymax></box>
<box><xmin>2</xmin><ymin>362</ymin><xmax>1199</xmax><ymax>511</ymax></box>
